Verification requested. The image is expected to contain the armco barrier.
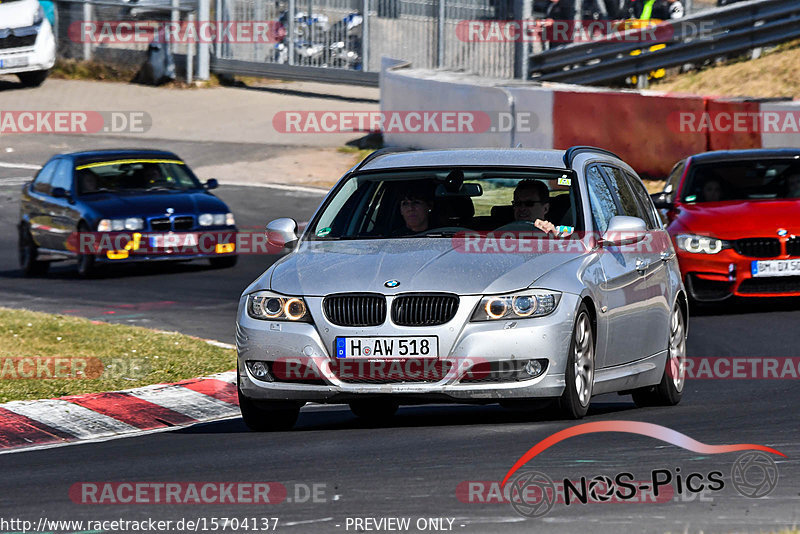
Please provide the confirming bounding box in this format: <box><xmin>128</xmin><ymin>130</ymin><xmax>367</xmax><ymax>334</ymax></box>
<box><xmin>380</xmin><ymin>60</ymin><xmax>799</xmax><ymax>177</ymax></box>
<box><xmin>552</xmin><ymin>89</ymin><xmax>707</xmax><ymax>177</ymax></box>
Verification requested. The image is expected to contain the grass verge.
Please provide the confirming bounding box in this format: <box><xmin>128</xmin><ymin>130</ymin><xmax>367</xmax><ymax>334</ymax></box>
<box><xmin>0</xmin><ymin>307</ymin><xmax>235</xmax><ymax>403</ymax></box>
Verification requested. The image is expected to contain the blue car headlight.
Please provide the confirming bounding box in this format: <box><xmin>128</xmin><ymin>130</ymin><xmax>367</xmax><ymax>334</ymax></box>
<box><xmin>471</xmin><ymin>290</ymin><xmax>561</xmax><ymax>321</ymax></box>
<box><xmin>97</xmin><ymin>218</ymin><xmax>144</xmax><ymax>231</ymax></box>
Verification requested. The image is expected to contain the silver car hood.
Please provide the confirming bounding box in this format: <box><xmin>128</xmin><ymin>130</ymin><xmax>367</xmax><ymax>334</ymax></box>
<box><xmin>254</xmin><ymin>238</ymin><xmax>586</xmax><ymax>296</ymax></box>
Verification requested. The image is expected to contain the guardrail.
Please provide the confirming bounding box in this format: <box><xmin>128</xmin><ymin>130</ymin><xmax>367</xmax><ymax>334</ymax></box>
<box><xmin>529</xmin><ymin>0</ymin><xmax>800</xmax><ymax>85</ymax></box>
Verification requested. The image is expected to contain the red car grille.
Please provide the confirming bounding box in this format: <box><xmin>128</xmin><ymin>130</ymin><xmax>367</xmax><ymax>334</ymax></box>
<box><xmin>733</xmin><ymin>238</ymin><xmax>781</xmax><ymax>258</ymax></box>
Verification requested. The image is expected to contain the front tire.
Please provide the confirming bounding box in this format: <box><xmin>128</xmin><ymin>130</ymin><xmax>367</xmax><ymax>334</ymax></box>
<box><xmin>632</xmin><ymin>303</ymin><xmax>686</xmax><ymax>407</ymax></box>
<box><xmin>76</xmin><ymin>222</ymin><xmax>97</xmax><ymax>278</ymax></box>
<box><xmin>237</xmin><ymin>371</ymin><xmax>301</xmax><ymax>431</ymax></box>
<box><xmin>18</xmin><ymin>224</ymin><xmax>49</xmax><ymax>276</ymax></box>
<box><xmin>558</xmin><ymin>304</ymin><xmax>595</xmax><ymax>419</ymax></box>
<box><xmin>17</xmin><ymin>70</ymin><xmax>49</xmax><ymax>87</ymax></box>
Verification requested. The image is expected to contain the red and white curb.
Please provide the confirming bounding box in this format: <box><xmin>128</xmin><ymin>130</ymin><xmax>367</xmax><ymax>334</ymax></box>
<box><xmin>0</xmin><ymin>371</ymin><xmax>240</xmax><ymax>453</ymax></box>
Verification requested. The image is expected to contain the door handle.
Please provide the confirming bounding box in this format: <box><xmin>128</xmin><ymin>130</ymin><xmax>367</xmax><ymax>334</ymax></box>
<box><xmin>636</xmin><ymin>258</ymin><xmax>650</xmax><ymax>273</ymax></box>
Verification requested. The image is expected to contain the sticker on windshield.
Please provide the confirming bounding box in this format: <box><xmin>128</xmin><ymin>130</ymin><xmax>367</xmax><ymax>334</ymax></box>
<box><xmin>316</xmin><ymin>227</ymin><xmax>332</xmax><ymax>237</ymax></box>
<box><xmin>558</xmin><ymin>177</ymin><xmax>571</xmax><ymax>186</ymax></box>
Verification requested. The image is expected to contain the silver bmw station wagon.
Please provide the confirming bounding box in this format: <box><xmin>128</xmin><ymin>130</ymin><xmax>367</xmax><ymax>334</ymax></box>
<box><xmin>235</xmin><ymin>147</ymin><xmax>688</xmax><ymax>431</ymax></box>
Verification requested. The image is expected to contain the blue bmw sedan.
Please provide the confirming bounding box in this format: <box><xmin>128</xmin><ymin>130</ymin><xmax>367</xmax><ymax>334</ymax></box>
<box><xmin>18</xmin><ymin>149</ymin><xmax>238</xmax><ymax>276</ymax></box>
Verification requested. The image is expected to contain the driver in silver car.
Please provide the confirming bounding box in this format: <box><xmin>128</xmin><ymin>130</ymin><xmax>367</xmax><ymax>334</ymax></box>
<box><xmin>512</xmin><ymin>179</ymin><xmax>559</xmax><ymax>235</ymax></box>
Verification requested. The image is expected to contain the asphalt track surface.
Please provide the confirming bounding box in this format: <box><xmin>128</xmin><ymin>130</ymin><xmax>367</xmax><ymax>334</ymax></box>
<box><xmin>1</xmin><ymin>143</ymin><xmax>799</xmax><ymax>533</ymax></box>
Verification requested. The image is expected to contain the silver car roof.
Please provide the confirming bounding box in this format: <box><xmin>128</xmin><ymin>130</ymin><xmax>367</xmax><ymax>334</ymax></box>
<box><xmin>358</xmin><ymin>148</ymin><xmax>572</xmax><ymax>171</ymax></box>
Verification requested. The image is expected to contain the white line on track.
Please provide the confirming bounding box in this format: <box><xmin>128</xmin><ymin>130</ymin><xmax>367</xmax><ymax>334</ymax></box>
<box><xmin>0</xmin><ymin>162</ymin><xmax>41</xmax><ymax>170</ymax></box>
<box><xmin>128</xmin><ymin>384</ymin><xmax>238</xmax><ymax>420</ymax></box>
<box><xmin>221</xmin><ymin>181</ymin><xmax>328</xmax><ymax>195</ymax></box>
<box><xmin>2</xmin><ymin>399</ymin><xmax>138</xmax><ymax>439</ymax></box>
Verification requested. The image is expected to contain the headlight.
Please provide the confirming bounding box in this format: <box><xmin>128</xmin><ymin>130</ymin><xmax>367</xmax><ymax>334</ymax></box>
<box><xmin>97</xmin><ymin>218</ymin><xmax>143</xmax><ymax>231</ymax></box>
<box><xmin>226</xmin><ymin>212</ymin><xmax>235</xmax><ymax>226</ymax></box>
<box><xmin>198</xmin><ymin>213</ymin><xmax>214</xmax><ymax>226</ymax></box>
<box><xmin>471</xmin><ymin>290</ymin><xmax>561</xmax><ymax>321</ymax></box>
<box><xmin>247</xmin><ymin>291</ymin><xmax>312</xmax><ymax>322</ymax></box>
<box><xmin>34</xmin><ymin>5</ymin><xmax>44</xmax><ymax>26</ymax></box>
<box><xmin>124</xmin><ymin>217</ymin><xmax>144</xmax><ymax>231</ymax></box>
<box><xmin>675</xmin><ymin>234</ymin><xmax>730</xmax><ymax>254</ymax></box>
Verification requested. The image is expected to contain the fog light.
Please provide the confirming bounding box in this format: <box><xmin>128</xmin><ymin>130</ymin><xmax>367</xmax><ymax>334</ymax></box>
<box><xmin>246</xmin><ymin>360</ymin><xmax>272</xmax><ymax>381</ymax></box>
<box><xmin>107</xmin><ymin>250</ymin><xmax>129</xmax><ymax>260</ymax></box>
<box><xmin>523</xmin><ymin>359</ymin><xmax>545</xmax><ymax>378</ymax></box>
<box><xmin>215</xmin><ymin>243</ymin><xmax>235</xmax><ymax>254</ymax></box>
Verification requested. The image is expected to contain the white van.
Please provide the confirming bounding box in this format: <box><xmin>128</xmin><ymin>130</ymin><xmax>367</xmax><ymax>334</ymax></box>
<box><xmin>0</xmin><ymin>0</ymin><xmax>56</xmax><ymax>86</ymax></box>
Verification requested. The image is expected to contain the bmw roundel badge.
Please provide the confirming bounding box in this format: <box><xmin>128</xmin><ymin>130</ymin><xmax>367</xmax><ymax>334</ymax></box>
<box><xmin>778</xmin><ymin>229</ymin><xmax>788</xmax><ymax>237</ymax></box>
<box><xmin>384</xmin><ymin>280</ymin><xmax>400</xmax><ymax>288</ymax></box>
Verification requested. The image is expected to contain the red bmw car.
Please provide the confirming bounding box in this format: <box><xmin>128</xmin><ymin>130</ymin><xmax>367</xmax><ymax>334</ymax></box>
<box><xmin>653</xmin><ymin>149</ymin><xmax>800</xmax><ymax>302</ymax></box>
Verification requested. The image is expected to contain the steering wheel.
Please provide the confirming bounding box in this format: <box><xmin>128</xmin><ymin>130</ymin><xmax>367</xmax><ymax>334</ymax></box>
<box><xmin>494</xmin><ymin>220</ymin><xmax>547</xmax><ymax>233</ymax></box>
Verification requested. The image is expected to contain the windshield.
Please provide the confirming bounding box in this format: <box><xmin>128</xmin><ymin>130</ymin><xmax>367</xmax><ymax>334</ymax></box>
<box><xmin>682</xmin><ymin>159</ymin><xmax>800</xmax><ymax>203</ymax></box>
<box><xmin>75</xmin><ymin>159</ymin><xmax>202</xmax><ymax>195</ymax></box>
<box><xmin>308</xmin><ymin>168</ymin><xmax>582</xmax><ymax>240</ymax></box>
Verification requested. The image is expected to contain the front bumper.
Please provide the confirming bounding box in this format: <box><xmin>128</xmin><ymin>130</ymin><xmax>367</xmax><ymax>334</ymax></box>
<box><xmin>0</xmin><ymin>20</ymin><xmax>56</xmax><ymax>75</ymax></box>
<box><xmin>678</xmin><ymin>248</ymin><xmax>800</xmax><ymax>301</ymax></box>
<box><xmin>236</xmin><ymin>293</ymin><xmax>580</xmax><ymax>403</ymax></box>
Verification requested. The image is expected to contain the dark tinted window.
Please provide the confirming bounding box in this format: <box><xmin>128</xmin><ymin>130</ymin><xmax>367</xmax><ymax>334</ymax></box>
<box><xmin>665</xmin><ymin>160</ymin><xmax>685</xmax><ymax>197</ymax></box>
<box><xmin>624</xmin><ymin>171</ymin><xmax>659</xmax><ymax>229</ymax></box>
<box><xmin>50</xmin><ymin>160</ymin><xmax>74</xmax><ymax>193</ymax></box>
<box><xmin>603</xmin><ymin>165</ymin><xmax>648</xmax><ymax>221</ymax></box>
<box><xmin>585</xmin><ymin>165</ymin><xmax>618</xmax><ymax>234</ymax></box>
<box><xmin>32</xmin><ymin>159</ymin><xmax>59</xmax><ymax>194</ymax></box>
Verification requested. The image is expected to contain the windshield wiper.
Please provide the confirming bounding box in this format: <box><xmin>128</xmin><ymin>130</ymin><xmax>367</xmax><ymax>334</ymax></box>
<box><xmin>421</xmin><ymin>231</ymin><xmax>459</xmax><ymax>238</ymax></box>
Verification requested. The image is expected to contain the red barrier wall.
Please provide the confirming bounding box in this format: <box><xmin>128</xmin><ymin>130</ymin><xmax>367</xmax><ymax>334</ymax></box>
<box><xmin>705</xmin><ymin>99</ymin><xmax>763</xmax><ymax>151</ymax></box>
<box><xmin>553</xmin><ymin>89</ymin><xmax>707</xmax><ymax>177</ymax></box>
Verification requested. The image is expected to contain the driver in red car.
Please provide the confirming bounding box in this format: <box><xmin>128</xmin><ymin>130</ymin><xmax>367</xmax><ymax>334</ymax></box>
<box><xmin>785</xmin><ymin>173</ymin><xmax>800</xmax><ymax>198</ymax></box>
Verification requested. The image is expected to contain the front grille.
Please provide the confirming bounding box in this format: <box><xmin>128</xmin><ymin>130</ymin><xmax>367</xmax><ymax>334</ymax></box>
<box><xmin>334</xmin><ymin>359</ymin><xmax>452</xmax><ymax>384</ymax></box>
<box><xmin>734</xmin><ymin>238</ymin><xmax>781</xmax><ymax>258</ymax></box>
<box><xmin>787</xmin><ymin>237</ymin><xmax>800</xmax><ymax>257</ymax></box>
<box><xmin>391</xmin><ymin>294</ymin><xmax>459</xmax><ymax>326</ymax></box>
<box><xmin>150</xmin><ymin>218</ymin><xmax>171</xmax><ymax>231</ymax></box>
<box><xmin>323</xmin><ymin>294</ymin><xmax>386</xmax><ymax>327</ymax></box>
<box><xmin>172</xmin><ymin>216</ymin><xmax>194</xmax><ymax>230</ymax></box>
<box><xmin>739</xmin><ymin>276</ymin><xmax>800</xmax><ymax>295</ymax></box>
<box><xmin>0</xmin><ymin>34</ymin><xmax>36</xmax><ymax>50</ymax></box>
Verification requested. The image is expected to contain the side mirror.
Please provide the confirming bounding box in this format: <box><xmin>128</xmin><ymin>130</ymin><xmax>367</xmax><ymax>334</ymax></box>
<box><xmin>601</xmin><ymin>216</ymin><xmax>647</xmax><ymax>246</ymax></box>
<box><xmin>205</xmin><ymin>179</ymin><xmax>219</xmax><ymax>190</ymax></box>
<box><xmin>266</xmin><ymin>217</ymin><xmax>299</xmax><ymax>251</ymax></box>
<box><xmin>51</xmin><ymin>187</ymin><xmax>69</xmax><ymax>199</ymax></box>
<box><xmin>650</xmin><ymin>191</ymin><xmax>674</xmax><ymax>210</ymax></box>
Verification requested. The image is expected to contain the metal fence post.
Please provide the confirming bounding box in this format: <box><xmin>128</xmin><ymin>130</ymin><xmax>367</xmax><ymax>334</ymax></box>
<box><xmin>198</xmin><ymin>0</ymin><xmax>210</xmax><ymax>79</ymax></box>
<box><xmin>362</xmin><ymin>0</ymin><xmax>369</xmax><ymax>71</ymax></box>
<box><xmin>82</xmin><ymin>0</ymin><xmax>92</xmax><ymax>61</ymax></box>
<box><xmin>187</xmin><ymin>11</ymin><xmax>195</xmax><ymax>83</ymax></box>
<box><xmin>437</xmin><ymin>0</ymin><xmax>445</xmax><ymax>68</ymax></box>
<box><xmin>513</xmin><ymin>0</ymin><xmax>531</xmax><ymax>79</ymax></box>
<box><xmin>288</xmin><ymin>0</ymin><xmax>295</xmax><ymax>66</ymax></box>
<box><xmin>171</xmin><ymin>0</ymin><xmax>179</xmax><ymax>54</ymax></box>
<box><xmin>215</xmin><ymin>0</ymin><xmax>222</xmax><ymax>58</ymax></box>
